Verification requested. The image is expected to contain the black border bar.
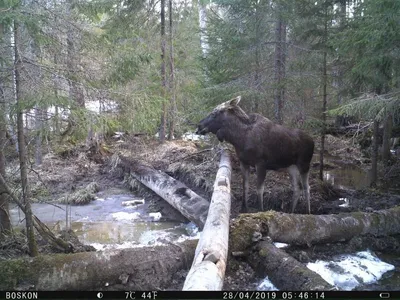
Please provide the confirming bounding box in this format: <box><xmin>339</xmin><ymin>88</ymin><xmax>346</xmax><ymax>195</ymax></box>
<box><xmin>1</xmin><ymin>291</ymin><xmax>399</xmax><ymax>299</ymax></box>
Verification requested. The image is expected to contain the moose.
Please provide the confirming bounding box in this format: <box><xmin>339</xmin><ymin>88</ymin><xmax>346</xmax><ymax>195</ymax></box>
<box><xmin>196</xmin><ymin>96</ymin><xmax>315</xmax><ymax>214</ymax></box>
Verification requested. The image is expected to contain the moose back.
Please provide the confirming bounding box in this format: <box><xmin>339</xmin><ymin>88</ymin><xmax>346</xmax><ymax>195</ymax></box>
<box><xmin>196</xmin><ymin>96</ymin><xmax>315</xmax><ymax>213</ymax></box>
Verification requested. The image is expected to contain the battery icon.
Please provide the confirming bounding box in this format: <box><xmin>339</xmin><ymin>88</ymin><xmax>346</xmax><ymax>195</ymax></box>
<box><xmin>380</xmin><ymin>292</ymin><xmax>390</xmax><ymax>298</ymax></box>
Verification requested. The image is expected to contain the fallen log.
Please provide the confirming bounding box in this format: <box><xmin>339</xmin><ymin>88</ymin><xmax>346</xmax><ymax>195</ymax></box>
<box><xmin>115</xmin><ymin>155</ymin><xmax>210</xmax><ymax>229</ymax></box>
<box><xmin>230</xmin><ymin>207</ymin><xmax>400</xmax><ymax>251</ymax></box>
<box><xmin>183</xmin><ymin>150</ymin><xmax>232</xmax><ymax>290</ymax></box>
<box><xmin>248</xmin><ymin>240</ymin><xmax>334</xmax><ymax>291</ymax></box>
<box><xmin>0</xmin><ymin>240</ymin><xmax>197</xmax><ymax>290</ymax></box>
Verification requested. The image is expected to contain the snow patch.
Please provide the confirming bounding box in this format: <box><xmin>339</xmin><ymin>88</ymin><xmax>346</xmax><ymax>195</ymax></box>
<box><xmin>273</xmin><ymin>242</ymin><xmax>289</xmax><ymax>248</ymax></box>
<box><xmin>149</xmin><ymin>212</ymin><xmax>162</xmax><ymax>221</ymax></box>
<box><xmin>307</xmin><ymin>250</ymin><xmax>394</xmax><ymax>290</ymax></box>
<box><xmin>111</xmin><ymin>212</ymin><xmax>141</xmax><ymax>221</ymax></box>
<box><xmin>339</xmin><ymin>198</ymin><xmax>350</xmax><ymax>208</ymax></box>
<box><xmin>182</xmin><ymin>132</ymin><xmax>209</xmax><ymax>141</ymax></box>
<box><xmin>257</xmin><ymin>277</ymin><xmax>279</xmax><ymax>291</ymax></box>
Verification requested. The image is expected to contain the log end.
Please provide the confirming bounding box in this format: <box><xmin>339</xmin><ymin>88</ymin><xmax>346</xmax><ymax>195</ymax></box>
<box><xmin>229</xmin><ymin>214</ymin><xmax>265</xmax><ymax>252</ymax></box>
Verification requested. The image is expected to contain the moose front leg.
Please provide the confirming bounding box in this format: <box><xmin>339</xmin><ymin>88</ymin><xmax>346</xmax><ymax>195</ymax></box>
<box><xmin>256</xmin><ymin>165</ymin><xmax>267</xmax><ymax>211</ymax></box>
<box><xmin>240</xmin><ymin>162</ymin><xmax>250</xmax><ymax>212</ymax></box>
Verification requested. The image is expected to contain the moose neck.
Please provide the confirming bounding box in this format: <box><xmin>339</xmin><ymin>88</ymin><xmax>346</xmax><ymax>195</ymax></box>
<box><xmin>220</xmin><ymin>108</ymin><xmax>251</xmax><ymax>148</ymax></box>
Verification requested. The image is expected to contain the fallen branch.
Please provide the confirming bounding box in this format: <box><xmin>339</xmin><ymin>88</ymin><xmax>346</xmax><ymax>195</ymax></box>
<box><xmin>183</xmin><ymin>150</ymin><xmax>232</xmax><ymax>290</ymax></box>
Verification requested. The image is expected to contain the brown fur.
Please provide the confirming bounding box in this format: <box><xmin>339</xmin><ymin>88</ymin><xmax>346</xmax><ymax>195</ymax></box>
<box><xmin>196</xmin><ymin>96</ymin><xmax>315</xmax><ymax>213</ymax></box>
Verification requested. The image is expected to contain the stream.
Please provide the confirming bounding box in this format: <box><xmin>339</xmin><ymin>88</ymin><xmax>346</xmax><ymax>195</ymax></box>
<box><xmin>257</xmin><ymin>248</ymin><xmax>399</xmax><ymax>291</ymax></box>
<box><xmin>9</xmin><ymin>188</ymin><xmax>198</xmax><ymax>251</ymax></box>
<box><xmin>9</xmin><ymin>158</ymin><xmax>399</xmax><ymax>290</ymax></box>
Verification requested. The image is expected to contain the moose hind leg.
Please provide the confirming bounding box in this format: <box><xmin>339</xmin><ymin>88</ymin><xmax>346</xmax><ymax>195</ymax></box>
<box><xmin>240</xmin><ymin>162</ymin><xmax>250</xmax><ymax>213</ymax></box>
<box><xmin>288</xmin><ymin>165</ymin><xmax>301</xmax><ymax>213</ymax></box>
<box><xmin>300</xmin><ymin>171</ymin><xmax>311</xmax><ymax>214</ymax></box>
<box><xmin>256</xmin><ymin>165</ymin><xmax>267</xmax><ymax>211</ymax></box>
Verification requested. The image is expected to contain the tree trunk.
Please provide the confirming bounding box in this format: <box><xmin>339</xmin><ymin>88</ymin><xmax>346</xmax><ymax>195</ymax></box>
<box><xmin>116</xmin><ymin>155</ymin><xmax>210</xmax><ymax>229</ymax></box>
<box><xmin>370</xmin><ymin>119</ymin><xmax>379</xmax><ymax>186</ymax></box>
<box><xmin>198</xmin><ymin>0</ymin><xmax>208</xmax><ymax>58</ymax></box>
<box><xmin>159</xmin><ymin>0</ymin><xmax>167</xmax><ymax>143</ymax></box>
<box><xmin>66</xmin><ymin>0</ymin><xmax>84</xmax><ymax>108</ymax></box>
<box><xmin>319</xmin><ymin>12</ymin><xmax>328</xmax><ymax>181</ymax></box>
<box><xmin>230</xmin><ymin>207</ymin><xmax>400</xmax><ymax>252</ymax></box>
<box><xmin>382</xmin><ymin>112</ymin><xmax>393</xmax><ymax>165</ymax></box>
<box><xmin>67</xmin><ymin>37</ymin><xmax>84</xmax><ymax>107</ymax></box>
<box><xmin>0</xmin><ymin>240</ymin><xmax>197</xmax><ymax>290</ymax></box>
<box><xmin>167</xmin><ymin>0</ymin><xmax>176</xmax><ymax>141</ymax></box>
<box><xmin>13</xmin><ymin>20</ymin><xmax>38</xmax><ymax>257</ymax></box>
<box><xmin>274</xmin><ymin>11</ymin><xmax>286</xmax><ymax>125</ymax></box>
<box><xmin>253</xmin><ymin>4</ymin><xmax>261</xmax><ymax>112</ymax></box>
<box><xmin>0</xmin><ymin>81</ymin><xmax>11</xmax><ymax>235</ymax></box>
<box><xmin>183</xmin><ymin>150</ymin><xmax>231</xmax><ymax>290</ymax></box>
<box><xmin>53</xmin><ymin>54</ymin><xmax>60</xmax><ymax>136</ymax></box>
<box><xmin>248</xmin><ymin>241</ymin><xmax>334</xmax><ymax>291</ymax></box>
<box><xmin>34</xmin><ymin>107</ymin><xmax>43</xmax><ymax>165</ymax></box>
<box><xmin>0</xmin><ymin>22</ymin><xmax>11</xmax><ymax>234</ymax></box>
<box><xmin>334</xmin><ymin>0</ymin><xmax>346</xmax><ymax>105</ymax></box>
<box><xmin>30</xmin><ymin>36</ymin><xmax>43</xmax><ymax>165</ymax></box>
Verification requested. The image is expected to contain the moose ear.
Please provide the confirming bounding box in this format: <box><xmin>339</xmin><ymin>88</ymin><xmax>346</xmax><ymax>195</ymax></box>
<box><xmin>229</xmin><ymin>96</ymin><xmax>241</xmax><ymax>106</ymax></box>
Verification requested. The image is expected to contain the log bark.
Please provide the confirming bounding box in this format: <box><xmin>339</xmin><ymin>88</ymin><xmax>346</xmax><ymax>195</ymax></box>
<box><xmin>230</xmin><ymin>207</ymin><xmax>400</xmax><ymax>252</ymax></box>
<box><xmin>248</xmin><ymin>241</ymin><xmax>334</xmax><ymax>291</ymax></box>
<box><xmin>0</xmin><ymin>240</ymin><xmax>197</xmax><ymax>290</ymax></box>
<box><xmin>183</xmin><ymin>150</ymin><xmax>231</xmax><ymax>290</ymax></box>
<box><xmin>117</xmin><ymin>155</ymin><xmax>210</xmax><ymax>229</ymax></box>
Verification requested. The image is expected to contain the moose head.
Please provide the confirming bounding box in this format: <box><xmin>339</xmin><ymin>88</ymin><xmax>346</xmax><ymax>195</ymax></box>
<box><xmin>195</xmin><ymin>96</ymin><xmax>242</xmax><ymax>137</ymax></box>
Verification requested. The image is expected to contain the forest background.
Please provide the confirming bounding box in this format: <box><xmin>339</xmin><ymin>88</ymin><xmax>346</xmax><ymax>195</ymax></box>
<box><xmin>1</xmin><ymin>0</ymin><xmax>400</xmax><ymax>255</ymax></box>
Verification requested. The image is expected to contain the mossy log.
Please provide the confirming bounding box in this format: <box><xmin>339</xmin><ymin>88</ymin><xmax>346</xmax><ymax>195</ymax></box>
<box><xmin>0</xmin><ymin>240</ymin><xmax>197</xmax><ymax>291</ymax></box>
<box><xmin>230</xmin><ymin>207</ymin><xmax>400</xmax><ymax>252</ymax></box>
<box><xmin>116</xmin><ymin>155</ymin><xmax>210</xmax><ymax>229</ymax></box>
<box><xmin>248</xmin><ymin>240</ymin><xmax>334</xmax><ymax>291</ymax></box>
<box><xmin>183</xmin><ymin>150</ymin><xmax>231</xmax><ymax>290</ymax></box>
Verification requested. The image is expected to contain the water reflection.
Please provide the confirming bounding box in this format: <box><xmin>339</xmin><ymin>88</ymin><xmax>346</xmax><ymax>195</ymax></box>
<box><xmin>323</xmin><ymin>166</ymin><xmax>371</xmax><ymax>190</ymax></box>
<box><xmin>52</xmin><ymin>221</ymin><xmax>186</xmax><ymax>246</ymax></box>
<box><xmin>9</xmin><ymin>190</ymin><xmax>191</xmax><ymax>249</ymax></box>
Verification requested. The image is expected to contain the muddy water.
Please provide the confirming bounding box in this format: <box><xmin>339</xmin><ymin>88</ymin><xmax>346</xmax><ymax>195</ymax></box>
<box><xmin>314</xmin><ymin>153</ymin><xmax>371</xmax><ymax>190</ymax></box>
<box><xmin>364</xmin><ymin>253</ymin><xmax>400</xmax><ymax>291</ymax></box>
<box><xmin>9</xmin><ymin>188</ymin><xmax>192</xmax><ymax>249</ymax></box>
<box><xmin>318</xmin><ymin>153</ymin><xmax>400</xmax><ymax>192</ymax></box>
<box><xmin>323</xmin><ymin>165</ymin><xmax>371</xmax><ymax>190</ymax></box>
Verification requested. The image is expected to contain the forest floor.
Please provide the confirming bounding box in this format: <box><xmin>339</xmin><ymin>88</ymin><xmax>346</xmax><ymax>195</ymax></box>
<box><xmin>2</xmin><ymin>133</ymin><xmax>400</xmax><ymax>290</ymax></box>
